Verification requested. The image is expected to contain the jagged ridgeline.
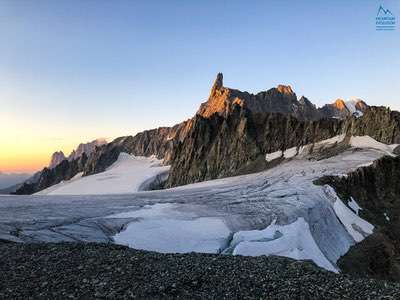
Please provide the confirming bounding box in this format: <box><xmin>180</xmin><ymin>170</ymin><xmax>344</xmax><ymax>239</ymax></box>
<box><xmin>15</xmin><ymin>74</ymin><xmax>400</xmax><ymax>194</ymax></box>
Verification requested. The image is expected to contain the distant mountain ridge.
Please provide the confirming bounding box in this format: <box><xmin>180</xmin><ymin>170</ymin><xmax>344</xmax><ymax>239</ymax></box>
<box><xmin>198</xmin><ymin>73</ymin><xmax>368</xmax><ymax>120</ymax></box>
<box><xmin>48</xmin><ymin>139</ymin><xmax>107</xmax><ymax>169</ymax></box>
<box><xmin>0</xmin><ymin>172</ymin><xmax>31</xmax><ymax>191</ymax></box>
<box><xmin>14</xmin><ymin>73</ymin><xmax>400</xmax><ymax>195</ymax></box>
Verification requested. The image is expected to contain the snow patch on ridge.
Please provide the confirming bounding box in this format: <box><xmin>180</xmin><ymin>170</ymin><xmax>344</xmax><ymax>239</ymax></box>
<box><xmin>348</xmin><ymin>197</ymin><xmax>362</xmax><ymax>215</ymax></box>
<box><xmin>349</xmin><ymin>136</ymin><xmax>397</xmax><ymax>156</ymax></box>
<box><xmin>265</xmin><ymin>150</ymin><xmax>283</xmax><ymax>162</ymax></box>
<box><xmin>265</xmin><ymin>134</ymin><xmax>346</xmax><ymax>162</ymax></box>
<box><xmin>345</xmin><ymin>99</ymin><xmax>363</xmax><ymax>117</ymax></box>
<box><xmin>265</xmin><ymin>134</ymin><xmax>398</xmax><ymax>163</ymax></box>
<box><xmin>36</xmin><ymin>153</ymin><xmax>170</xmax><ymax>195</ymax></box>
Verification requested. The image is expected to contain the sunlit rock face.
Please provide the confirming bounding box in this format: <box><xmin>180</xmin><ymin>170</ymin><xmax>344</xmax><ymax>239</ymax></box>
<box><xmin>165</xmin><ymin>107</ymin><xmax>344</xmax><ymax>188</ymax></box>
<box><xmin>197</xmin><ymin>73</ymin><xmax>322</xmax><ymax>121</ymax></box>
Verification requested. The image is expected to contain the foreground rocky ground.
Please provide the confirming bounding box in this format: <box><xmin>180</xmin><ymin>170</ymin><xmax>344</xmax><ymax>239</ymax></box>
<box><xmin>0</xmin><ymin>242</ymin><xmax>399</xmax><ymax>299</ymax></box>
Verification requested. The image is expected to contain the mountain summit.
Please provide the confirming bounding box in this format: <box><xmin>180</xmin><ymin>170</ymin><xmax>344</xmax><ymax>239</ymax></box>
<box><xmin>320</xmin><ymin>98</ymin><xmax>368</xmax><ymax>119</ymax></box>
<box><xmin>198</xmin><ymin>73</ymin><xmax>316</xmax><ymax>120</ymax></box>
<box><xmin>198</xmin><ymin>73</ymin><xmax>368</xmax><ymax>121</ymax></box>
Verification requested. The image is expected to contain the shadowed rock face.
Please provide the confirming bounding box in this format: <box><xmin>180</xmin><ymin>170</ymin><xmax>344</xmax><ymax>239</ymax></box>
<box><xmin>347</xmin><ymin>107</ymin><xmax>400</xmax><ymax>144</ymax></box>
<box><xmin>316</xmin><ymin>155</ymin><xmax>400</xmax><ymax>282</ymax></box>
<box><xmin>165</xmin><ymin>106</ymin><xmax>344</xmax><ymax>187</ymax></box>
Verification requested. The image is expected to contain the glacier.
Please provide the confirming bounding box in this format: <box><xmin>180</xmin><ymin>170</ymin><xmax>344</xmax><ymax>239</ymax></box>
<box><xmin>0</xmin><ymin>136</ymin><xmax>397</xmax><ymax>272</ymax></box>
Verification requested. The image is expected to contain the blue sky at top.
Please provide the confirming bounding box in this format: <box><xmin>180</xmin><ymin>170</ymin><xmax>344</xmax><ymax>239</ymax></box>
<box><xmin>0</xmin><ymin>0</ymin><xmax>399</xmax><ymax>171</ymax></box>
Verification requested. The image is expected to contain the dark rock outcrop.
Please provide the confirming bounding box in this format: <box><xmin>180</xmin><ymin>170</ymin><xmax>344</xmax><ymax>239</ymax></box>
<box><xmin>317</xmin><ymin>155</ymin><xmax>400</xmax><ymax>282</ymax></box>
<box><xmin>347</xmin><ymin>106</ymin><xmax>400</xmax><ymax>144</ymax></box>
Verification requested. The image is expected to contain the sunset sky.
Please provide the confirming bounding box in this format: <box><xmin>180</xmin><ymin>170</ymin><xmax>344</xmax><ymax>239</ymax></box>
<box><xmin>1</xmin><ymin>0</ymin><xmax>399</xmax><ymax>173</ymax></box>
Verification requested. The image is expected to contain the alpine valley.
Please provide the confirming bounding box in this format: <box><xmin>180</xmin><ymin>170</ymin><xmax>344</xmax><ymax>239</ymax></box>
<box><xmin>2</xmin><ymin>74</ymin><xmax>400</xmax><ymax>284</ymax></box>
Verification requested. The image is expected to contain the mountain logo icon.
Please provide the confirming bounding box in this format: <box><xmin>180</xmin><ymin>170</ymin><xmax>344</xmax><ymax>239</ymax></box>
<box><xmin>377</xmin><ymin>5</ymin><xmax>393</xmax><ymax>16</ymax></box>
<box><xmin>376</xmin><ymin>5</ymin><xmax>396</xmax><ymax>31</ymax></box>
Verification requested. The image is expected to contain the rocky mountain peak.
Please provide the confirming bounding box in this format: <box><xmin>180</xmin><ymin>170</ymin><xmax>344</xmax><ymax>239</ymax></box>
<box><xmin>354</xmin><ymin>99</ymin><xmax>368</xmax><ymax>111</ymax></box>
<box><xmin>333</xmin><ymin>99</ymin><xmax>348</xmax><ymax>111</ymax></box>
<box><xmin>276</xmin><ymin>85</ymin><xmax>294</xmax><ymax>95</ymax></box>
<box><xmin>48</xmin><ymin>151</ymin><xmax>66</xmax><ymax>169</ymax></box>
<box><xmin>209</xmin><ymin>73</ymin><xmax>224</xmax><ymax>97</ymax></box>
<box><xmin>213</xmin><ymin>73</ymin><xmax>223</xmax><ymax>89</ymax></box>
<box><xmin>299</xmin><ymin>96</ymin><xmax>313</xmax><ymax>106</ymax></box>
<box><xmin>68</xmin><ymin>139</ymin><xmax>107</xmax><ymax>161</ymax></box>
<box><xmin>319</xmin><ymin>98</ymin><xmax>369</xmax><ymax>119</ymax></box>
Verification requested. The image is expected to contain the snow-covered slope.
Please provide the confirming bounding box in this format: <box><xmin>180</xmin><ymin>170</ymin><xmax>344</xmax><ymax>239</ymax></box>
<box><xmin>349</xmin><ymin>136</ymin><xmax>398</xmax><ymax>155</ymax></box>
<box><xmin>110</xmin><ymin>203</ymin><xmax>230</xmax><ymax>254</ymax></box>
<box><xmin>36</xmin><ymin>153</ymin><xmax>169</xmax><ymax>195</ymax></box>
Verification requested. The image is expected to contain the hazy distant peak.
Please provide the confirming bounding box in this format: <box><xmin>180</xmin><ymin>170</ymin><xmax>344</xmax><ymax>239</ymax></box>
<box><xmin>48</xmin><ymin>139</ymin><xmax>108</xmax><ymax>169</ymax></box>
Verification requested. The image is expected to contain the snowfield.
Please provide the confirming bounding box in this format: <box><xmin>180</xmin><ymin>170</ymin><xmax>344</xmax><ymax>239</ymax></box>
<box><xmin>110</xmin><ymin>203</ymin><xmax>231</xmax><ymax>254</ymax></box>
<box><xmin>0</xmin><ymin>135</ymin><xmax>398</xmax><ymax>272</ymax></box>
<box><xmin>36</xmin><ymin>153</ymin><xmax>170</xmax><ymax>195</ymax></box>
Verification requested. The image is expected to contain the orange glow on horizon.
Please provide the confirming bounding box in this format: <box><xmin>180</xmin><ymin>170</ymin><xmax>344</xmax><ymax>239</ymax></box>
<box><xmin>0</xmin><ymin>112</ymin><xmax>126</xmax><ymax>173</ymax></box>
<box><xmin>0</xmin><ymin>145</ymin><xmax>74</xmax><ymax>174</ymax></box>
